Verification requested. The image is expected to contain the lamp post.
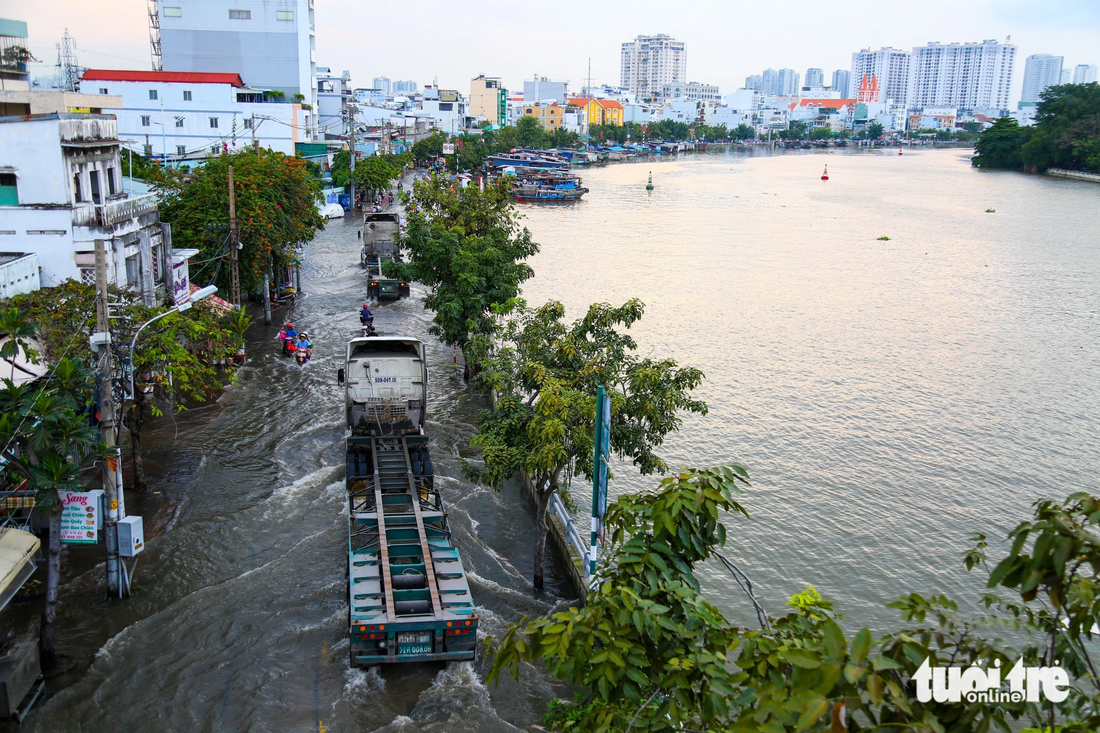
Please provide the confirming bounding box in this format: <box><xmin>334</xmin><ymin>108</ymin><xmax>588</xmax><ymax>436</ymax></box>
<box><xmin>126</xmin><ymin>284</ymin><xmax>218</xmax><ymax>395</ymax></box>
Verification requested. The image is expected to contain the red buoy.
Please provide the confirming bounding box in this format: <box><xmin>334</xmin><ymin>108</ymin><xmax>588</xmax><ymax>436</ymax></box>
<box><xmin>899</xmin><ymin>149</ymin><xmax>903</xmax><ymax>156</ymax></box>
<box><xmin>821</xmin><ymin>165</ymin><xmax>829</xmax><ymax>181</ymax></box>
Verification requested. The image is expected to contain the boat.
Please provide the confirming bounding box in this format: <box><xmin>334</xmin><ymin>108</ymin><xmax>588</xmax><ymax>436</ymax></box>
<box><xmin>490</xmin><ymin>151</ymin><xmax>569</xmax><ymax>171</ymax></box>
<box><xmin>511</xmin><ymin>172</ymin><xmax>588</xmax><ymax>203</ymax></box>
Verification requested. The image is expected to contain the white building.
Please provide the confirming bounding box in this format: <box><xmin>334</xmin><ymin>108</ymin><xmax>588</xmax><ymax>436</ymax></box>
<box><xmin>804</xmin><ymin>68</ymin><xmax>824</xmax><ymax>89</ymax></box>
<box><xmin>418</xmin><ymin>89</ymin><xmax>467</xmax><ymax>134</ymax></box>
<box><xmin>850</xmin><ymin>47</ymin><xmax>910</xmax><ymax>104</ymax></box>
<box><xmin>1021</xmin><ymin>54</ymin><xmax>1064</xmax><ymax>105</ymax></box>
<box><xmin>832</xmin><ymin>69</ymin><xmax>851</xmax><ymax>97</ymax></box>
<box><xmin>158</xmin><ymin>0</ymin><xmax>316</xmax><ymax>110</ymax></box>
<box><xmin>316</xmin><ymin>67</ymin><xmax>351</xmax><ymax>138</ymax></box>
<box><xmin>702</xmin><ymin>104</ymin><xmax>740</xmax><ymax>128</ymax></box>
<box><xmin>1073</xmin><ymin>64</ymin><xmax>1098</xmax><ymax>84</ymax></box>
<box><xmin>523</xmin><ymin>76</ymin><xmax>567</xmax><ymax>104</ymax></box>
<box><xmin>80</xmin><ymin>70</ymin><xmax>308</xmax><ymax>161</ymax></box>
<box><xmin>909</xmin><ymin>40</ymin><xmax>1016</xmax><ymax>111</ymax></box>
<box><xmin>620</xmin><ymin>34</ymin><xmax>686</xmax><ymax>101</ymax></box>
<box><xmin>654</xmin><ymin>100</ymin><xmax>699</xmax><ymax>123</ymax></box>
<box><xmin>661</xmin><ymin>81</ymin><xmax>720</xmax><ymax>102</ymax></box>
<box><xmin>0</xmin><ymin>113</ymin><xmax>168</xmax><ymax>299</ymax></box>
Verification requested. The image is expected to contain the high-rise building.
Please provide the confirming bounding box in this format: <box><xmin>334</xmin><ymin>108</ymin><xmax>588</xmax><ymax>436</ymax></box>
<box><xmin>804</xmin><ymin>68</ymin><xmax>824</xmax><ymax>88</ymax></box>
<box><xmin>158</xmin><ymin>0</ymin><xmax>316</xmax><ymax>108</ymax></box>
<box><xmin>850</xmin><ymin>47</ymin><xmax>910</xmax><ymax>105</ymax></box>
<box><xmin>372</xmin><ymin>76</ymin><xmax>391</xmax><ymax>94</ymax></box>
<box><xmin>393</xmin><ymin>80</ymin><xmax>418</xmax><ymax>93</ymax></box>
<box><xmin>909</xmin><ymin>40</ymin><xmax>1016</xmax><ymax>110</ymax></box>
<box><xmin>1021</xmin><ymin>54</ymin><xmax>1063</xmax><ymax>104</ymax></box>
<box><xmin>1074</xmin><ymin>64</ymin><xmax>1098</xmax><ymax>84</ymax></box>
<box><xmin>1060</xmin><ymin>69</ymin><xmax>1072</xmax><ymax>85</ymax></box>
<box><xmin>777</xmin><ymin>68</ymin><xmax>800</xmax><ymax>95</ymax></box>
<box><xmin>832</xmin><ymin>69</ymin><xmax>851</xmax><ymax>96</ymax></box>
<box><xmin>620</xmin><ymin>34</ymin><xmax>686</xmax><ymax>100</ymax></box>
<box><xmin>745</xmin><ymin>74</ymin><xmax>763</xmax><ymax>92</ymax></box>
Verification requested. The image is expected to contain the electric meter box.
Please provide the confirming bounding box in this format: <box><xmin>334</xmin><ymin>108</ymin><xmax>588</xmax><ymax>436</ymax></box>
<box><xmin>117</xmin><ymin>515</ymin><xmax>144</xmax><ymax>557</ymax></box>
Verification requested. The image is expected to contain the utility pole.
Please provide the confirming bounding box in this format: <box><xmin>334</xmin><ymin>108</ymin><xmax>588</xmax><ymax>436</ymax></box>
<box><xmin>262</xmin><ymin>259</ymin><xmax>272</xmax><ymax>325</ymax></box>
<box><xmin>347</xmin><ymin>103</ymin><xmax>357</xmax><ymax>210</ymax></box>
<box><xmin>227</xmin><ymin>165</ymin><xmax>241</xmax><ymax>307</ymax></box>
<box><xmin>94</xmin><ymin>239</ymin><xmax>122</xmax><ymax>597</ymax></box>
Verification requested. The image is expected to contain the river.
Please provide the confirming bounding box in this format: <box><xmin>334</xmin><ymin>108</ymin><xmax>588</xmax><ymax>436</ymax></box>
<box><xmin>23</xmin><ymin>147</ymin><xmax>1100</xmax><ymax>731</ymax></box>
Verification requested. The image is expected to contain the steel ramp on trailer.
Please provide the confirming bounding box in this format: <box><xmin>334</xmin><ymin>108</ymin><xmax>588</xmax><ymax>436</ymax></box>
<box><xmin>347</xmin><ymin>435</ymin><xmax>477</xmax><ymax>665</ymax></box>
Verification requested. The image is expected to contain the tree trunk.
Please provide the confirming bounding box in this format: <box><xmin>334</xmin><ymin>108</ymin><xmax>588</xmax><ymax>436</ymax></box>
<box><xmin>39</xmin><ymin>505</ymin><xmax>62</xmax><ymax>674</ymax></box>
<box><xmin>532</xmin><ymin>472</ymin><xmax>556</xmax><ymax>592</ymax></box>
<box><xmin>126</xmin><ymin>389</ymin><xmax>148</xmax><ymax>493</ymax></box>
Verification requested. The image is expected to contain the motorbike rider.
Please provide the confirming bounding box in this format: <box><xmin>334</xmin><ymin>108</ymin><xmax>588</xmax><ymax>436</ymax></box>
<box><xmin>360</xmin><ymin>303</ymin><xmax>373</xmax><ymax>324</ymax></box>
<box><xmin>281</xmin><ymin>322</ymin><xmax>298</xmax><ymax>340</ymax></box>
<box><xmin>295</xmin><ymin>332</ymin><xmax>312</xmax><ymax>359</ymax></box>
<box><xmin>366</xmin><ymin>324</ymin><xmax>380</xmax><ymax>337</ymax></box>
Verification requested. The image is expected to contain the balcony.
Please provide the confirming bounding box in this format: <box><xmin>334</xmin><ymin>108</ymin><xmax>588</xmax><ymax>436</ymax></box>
<box><xmin>0</xmin><ymin>253</ymin><xmax>39</xmax><ymax>298</ymax></box>
<box><xmin>71</xmin><ymin>193</ymin><xmax>158</xmax><ymax>228</ymax></box>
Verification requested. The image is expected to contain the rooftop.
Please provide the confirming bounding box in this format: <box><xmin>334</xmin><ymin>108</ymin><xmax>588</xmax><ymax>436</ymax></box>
<box><xmin>81</xmin><ymin>69</ymin><xmax>247</xmax><ymax>87</ymax></box>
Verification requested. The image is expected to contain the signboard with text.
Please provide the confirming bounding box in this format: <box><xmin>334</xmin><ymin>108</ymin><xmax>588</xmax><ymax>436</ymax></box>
<box><xmin>60</xmin><ymin>490</ymin><xmax>103</xmax><ymax>544</ymax></box>
<box><xmin>442</xmin><ymin>143</ymin><xmax>455</xmax><ymax>155</ymax></box>
<box><xmin>172</xmin><ymin>258</ymin><xmax>190</xmax><ymax>306</ymax></box>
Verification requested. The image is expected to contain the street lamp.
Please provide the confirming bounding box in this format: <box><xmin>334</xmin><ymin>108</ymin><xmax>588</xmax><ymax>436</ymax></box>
<box><xmin>126</xmin><ymin>285</ymin><xmax>218</xmax><ymax>395</ymax></box>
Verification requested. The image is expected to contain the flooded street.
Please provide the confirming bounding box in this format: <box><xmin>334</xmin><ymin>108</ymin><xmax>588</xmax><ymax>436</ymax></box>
<box><xmin>17</xmin><ymin>147</ymin><xmax>1100</xmax><ymax>731</ymax></box>
<box><xmin>26</xmin><ymin>210</ymin><xmax>573</xmax><ymax>732</ymax></box>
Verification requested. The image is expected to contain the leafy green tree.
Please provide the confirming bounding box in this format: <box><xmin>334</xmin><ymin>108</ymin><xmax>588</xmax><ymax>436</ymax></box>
<box><xmin>0</xmin><ymin>357</ymin><xmax>103</xmax><ymax>673</ymax></box>
<box><xmin>973</xmin><ymin>117</ymin><xmax>1032</xmax><ymax>170</ymax></box>
<box><xmin>809</xmin><ymin>126</ymin><xmax>833</xmax><ymax>140</ymax></box>
<box><xmin>866</xmin><ymin>121</ymin><xmax>886</xmax><ymax>140</ymax></box>
<box><xmin>517</xmin><ymin>116</ymin><xmax>547</xmax><ymax>149</ymax></box>
<box><xmin>0</xmin><ymin>307</ymin><xmax>37</xmax><ymax>380</ymax></box>
<box><xmin>411</xmin><ymin>131</ymin><xmax>446</xmax><ymax>165</ymax></box>
<box><xmin>1021</xmin><ymin>82</ymin><xmax>1100</xmax><ymax>173</ymax></box>
<box><xmin>158</xmin><ymin>148</ymin><xmax>324</xmax><ymax>293</ymax></box>
<box><xmin>353</xmin><ymin>154</ymin><xmax>402</xmax><ymax>196</ymax></box>
<box><xmin>489</xmin><ymin>469</ymin><xmax>1100</xmax><ymax>732</ymax></box>
<box><xmin>330</xmin><ymin>149</ymin><xmax>352</xmax><ymax>187</ymax></box>
<box><xmin>780</xmin><ymin>121</ymin><xmax>809</xmax><ymax>141</ymax></box>
<box><xmin>399</xmin><ymin>172</ymin><xmax>517</xmax><ymax>238</ymax></box>
<box><xmin>119</xmin><ymin>149</ymin><xmax>166</xmax><ymax>181</ymax></box>
<box><xmin>10</xmin><ymin>282</ymin><xmax>246</xmax><ymax>492</ymax></box>
<box><xmin>734</xmin><ymin>123</ymin><xmax>757</xmax><ymax>140</ymax></box>
<box><xmin>467</xmin><ymin>299</ymin><xmax>707</xmax><ymax>590</ymax></box>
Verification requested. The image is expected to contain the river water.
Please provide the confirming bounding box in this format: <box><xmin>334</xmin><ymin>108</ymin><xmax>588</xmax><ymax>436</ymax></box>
<box><xmin>24</xmin><ymin>148</ymin><xmax>1100</xmax><ymax>731</ymax></box>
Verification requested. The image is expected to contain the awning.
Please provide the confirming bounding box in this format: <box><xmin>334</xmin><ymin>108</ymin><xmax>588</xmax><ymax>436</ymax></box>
<box><xmin>0</xmin><ymin>528</ymin><xmax>40</xmax><ymax>613</ymax></box>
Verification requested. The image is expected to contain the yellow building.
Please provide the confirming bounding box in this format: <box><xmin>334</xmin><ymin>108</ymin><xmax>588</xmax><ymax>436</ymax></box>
<box><xmin>568</xmin><ymin>97</ymin><xmax>625</xmax><ymax>126</ymax></box>
<box><xmin>522</xmin><ymin>102</ymin><xmax>563</xmax><ymax>129</ymax></box>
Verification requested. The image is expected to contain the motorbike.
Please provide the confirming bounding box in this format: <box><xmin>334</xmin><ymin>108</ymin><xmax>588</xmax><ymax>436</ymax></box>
<box><xmin>283</xmin><ymin>337</ymin><xmax>297</xmax><ymax>355</ymax></box>
<box><xmin>295</xmin><ymin>344</ymin><xmax>312</xmax><ymax>365</ymax></box>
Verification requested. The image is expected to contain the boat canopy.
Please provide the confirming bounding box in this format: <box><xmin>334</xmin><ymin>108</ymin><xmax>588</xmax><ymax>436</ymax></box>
<box><xmin>0</xmin><ymin>528</ymin><xmax>39</xmax><ymax>613</ymax></box>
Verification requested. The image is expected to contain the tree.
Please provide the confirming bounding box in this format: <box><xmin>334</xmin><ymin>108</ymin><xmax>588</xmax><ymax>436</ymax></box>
<box><xmin>330</xmin><ymin>149</ymin><xmax>352</xmax><ymax>187</ymax></box>
<box><xmin>489</xmin><ymin>467</ymin><xmax>1100</xmax><ymax>732</ymax></box>
<box><xmin>780</xmin><ymin>121</ymin><xmax>808</xmax><ymax>141</ymax></box>
<box><xmin>353</xmin><ymin>154</ymin><xmax>403</xmax><ymax>196</ymax></box>
<box><xmin>1021</xmin><ymin>82</ymin><xmax>1100</xmax><ymax>173</ymax></box>
<box><xmin>411</xmin><ymin>131</ymin><xmax>446</xmax><ymax>165</ymax></box>
<box><xmin>10</xmin><ymin>282</ymin><xmax>246</xmax><ymax>492</ymax></box>
<box><xmin>0</xmin><ymin>306</ymin><xmax>37</xmax><ymax>380</ymax></box>
<box><xmin>0</xmin><ymin>357</ymin><xmax>103</xmax><ymax>674</ymax></box>
<box><xmin>157</xmin><ymin>147</ymin><xmax>324</xmax><ymax>294</ymax></box>
<box><xmin>467</xmin><ymin>299</ymin><xmax>707</xmax><ymax>591</ymax></box>
<box><xmin>809</xmin><ymin>126</ymin><xmax>833</xmax><ymax>140</ymax></box>
<box><xmin>973</xmin><ymin>117</ymin><xmax>1032</xmax><ymax>171</ymax></box>
<box><xmin>866</xmin><ymin>121</ymin><xmax>885</xmax><ymax>140</ymax></box>
<box><xmin>734</xmin><ymin>123</ymin><xmax>757</xmax><ymax>140</ymax></box>
<box><xmin>391</xmin><ymin>175</ymin><xmax>535</xmax><ymax>373</ymax></box>
<box><xmin>517</xmin><ymin>116</ymin><xmax>547</xmax><ymax>149</ymax></box>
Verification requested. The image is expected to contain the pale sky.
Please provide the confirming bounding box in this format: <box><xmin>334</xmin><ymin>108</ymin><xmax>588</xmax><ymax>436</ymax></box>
<box><xmin>15</xmin><ymin>0</ymin><xmax>1100</xmax><ymax>105</ymax></box>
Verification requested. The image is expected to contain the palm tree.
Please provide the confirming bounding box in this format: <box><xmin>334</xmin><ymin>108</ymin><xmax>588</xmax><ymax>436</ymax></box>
<box><xmin>0</xmin><ymin>307</ymin><xmax>37</xmax><ymax>380</ymax></box>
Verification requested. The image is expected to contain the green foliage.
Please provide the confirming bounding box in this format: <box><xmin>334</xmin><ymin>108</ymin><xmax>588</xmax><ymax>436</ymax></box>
<box><xmin>1021</xmin><ymin>83</ymin><xmax>1100</xmax><ymax>173</ymax></box>
<box><xmin>780</xmin><ymin>121</ymin><xmax>808</xmax><ymax>141</ymax></box>
<box><xmin>490</xmin><ymin>473</ymin><xmax>1100</xmax><ymax>732</ymax></box>
<box><xmin>0</xmin><ymin>306</ymin><xmax>38</xmax><ymax>379</ymax></box>
<box><xmin>973</xmin><ymin>118</ymin><xmax>1033</xmax><ymax>171</ymax></box>
<box><xmin>119</xmin><ymin>149</ymin><xmax>166</xmax><ymax>182</ymax></box>
<box><xmin>395</xmin><ymin>175</ymin><xmax>535</xmax><ymax>354</ymax></box>
<box><xmin>157</xmin><ymin>148</ymin><xmax>323</xmax><ymax>293</ymax></box>
<box><xmin>411</xmin><ymin>131</ymin><xmax>447</xmax><ymax>164</ymax></box>
<box><xmin>866</xmin><ymin>121</ymin><xmax>885</xmax><ymax>140</ymax></box>
<box><xmin>330</xmin><ymin>149</ymin><xmax>352</xmax><ymax>187</ymax></box>
<box><xmin>734</xmin><ymin>123</ymin><xmax>757</xmax><ymax>140</ymax></box>
<box><xmin>809</xmin><ymin>127</ymin><xmax>833</xmax><ymax>140</ymax></box>
<box><xmin>353</xmin><ymin>154</ymin><xmax>405</xmax><ymax>193</ymax></box>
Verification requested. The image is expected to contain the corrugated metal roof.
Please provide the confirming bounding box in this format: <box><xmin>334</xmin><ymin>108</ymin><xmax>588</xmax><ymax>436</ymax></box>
<box><xmin>81</xmin><ymin>69</ymin><xmax>247</xmax><ymax>88</ymax></box>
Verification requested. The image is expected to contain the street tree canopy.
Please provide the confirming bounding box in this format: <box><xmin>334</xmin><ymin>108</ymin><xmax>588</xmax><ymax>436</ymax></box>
<box><xmin>157</xmin><ymin>148</ymin><xmax>324</xmax><ymax>293</ymax></box>
<box><xmin>467</xmin><ymin>298</ymin><xmax>707</xmax><ymax>590</ymax></box>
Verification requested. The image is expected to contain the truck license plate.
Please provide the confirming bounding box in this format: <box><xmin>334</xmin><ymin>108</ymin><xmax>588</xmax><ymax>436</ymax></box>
<box><xmin>397</xmin><ymin>632</ymin><xmax>432</xmax><ymax>654</ymax></box>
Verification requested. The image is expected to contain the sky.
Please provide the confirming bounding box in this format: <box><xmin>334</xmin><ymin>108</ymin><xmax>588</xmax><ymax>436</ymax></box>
<box><xmin>15</xmin><ymin>0</ymin><xmax>1100</xmax><ymax>106</ymax></box>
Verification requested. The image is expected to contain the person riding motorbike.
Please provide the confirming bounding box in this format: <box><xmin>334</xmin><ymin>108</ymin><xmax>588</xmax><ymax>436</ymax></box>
<box><xmin>360</xmin><ymin>304</ymin><xmax>373</xmax><ymax>325</ymax></box>
<box><xmin>365</xmin><ymin>324</ymin><xmax>380</xmax><ymax>337</ymax></box>
<box><xmin>278</xmin><ymin>322</ymin><xmax>298</xmax><ymax>354</ymax></box>
<box><xmin>294</xmin><ymin>332</ymin><xmax>312</xmax><ymax>361</ymax></box>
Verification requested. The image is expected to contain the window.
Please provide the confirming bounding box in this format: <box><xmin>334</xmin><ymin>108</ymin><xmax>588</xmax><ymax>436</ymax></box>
<box><xmin>229</xmin><ymin>9</ymin><xmax>251</xmax><ymax>19</ymax></box>
<box><xmin>276</xmin><ymin>10</ymin><xmax>294</xmax><ymax>20</ymax></box>
<box><xmin>79</xmin><ymin>267</ymin><xmax>96</xmax><ymax>285</ymax></box>
<box><xmin>99</xmin><ymin>88</ymin><xmax>108</xmax><ymax>95</ymax></box>
<box><xmin>72</xmin><ymin>174</ymin><xmax>82</xmax><ymax>202</ymax></box>
<box><xmin>141</xmin><ymin>115</ymin><xmax>151</xmax><ymax>126</ymax></box>
<box><xmin>177</xmin><ymin>145</ymin><xmax>186</xmax><ymax>156</ymax></box>
<box><xmin>439</xmin><ymin>102</ymin><xmax>453</xmax><ymax>111</ymax></box>
<box><xmin>89</xmin><ymin>169</ymin><xmax>102</xmax><ymax>205</ymax></box>
<box><xmin>149</xmin><ymin>89</ymin><xmax>158</xmax><ymax>100</ymax></box>
<box><xmin>0</xmin><ymin>173</ymin><xmax>17</xmax><ymax>206</ymax></box>
<box><xmin>125</xmin><ymin>253</ymin><xmax>141</xmax><ymax>288</ymax></box>
<box><xmin>183</xmin><ymin>90</ymin><xmax>192</xmax><ymax>101</ymax></box>
<box><xmin>175</xmin><ymin>117</ymin><xmax>184</xmax><ymax>127</ymax></box>
<box><xmin>107</xmin><ymin>168</ymin><xmax>117</xmax><ymax>196</ymax></box>
<box><xmin>209</xmin><ymin>117</ymin><xmax>219</xmax><ymax>128</ymax></box>
<box><xmin>211</xmin><ymin>145</ymin><xmax>219</xmax><ymax>155</ymax></box>
<box><xmin>243</xmin><ymin>118</ymin><xmax>253</xmax><ymax>129</ymax></box>
<box><xmin>163</xmin><ymin>6</ymin><xmax>182</xmax><ymax>16</ymax></box>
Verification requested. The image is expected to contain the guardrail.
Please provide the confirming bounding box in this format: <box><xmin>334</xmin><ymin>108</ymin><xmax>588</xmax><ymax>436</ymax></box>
<box><xmin>542</xmin><ymin>479</ymin><xmax>592</xmax><ymax>578</ymax></box>
<box><xmin>71</xmin><ymin>193</ymin><xmax>159</xmax><ymax>228</ymax></box>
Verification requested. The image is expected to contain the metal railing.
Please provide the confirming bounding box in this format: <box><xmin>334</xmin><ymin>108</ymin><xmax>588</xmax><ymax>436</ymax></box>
<box><xmin>71</xmin><ymin>193</ymin><xmax>159</xmax><ymax>228</ymax></box>
<box><xmin>542</xmin><ymin>481</ymin><xmax>592</xmax><ymax>577</ymax></box>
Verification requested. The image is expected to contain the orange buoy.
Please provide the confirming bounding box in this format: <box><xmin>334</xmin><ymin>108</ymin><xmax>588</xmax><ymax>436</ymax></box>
<box><xmin>821</xmin><ymin>165</ymin><xmax>829</xmax><ymax>181</ymax></box>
